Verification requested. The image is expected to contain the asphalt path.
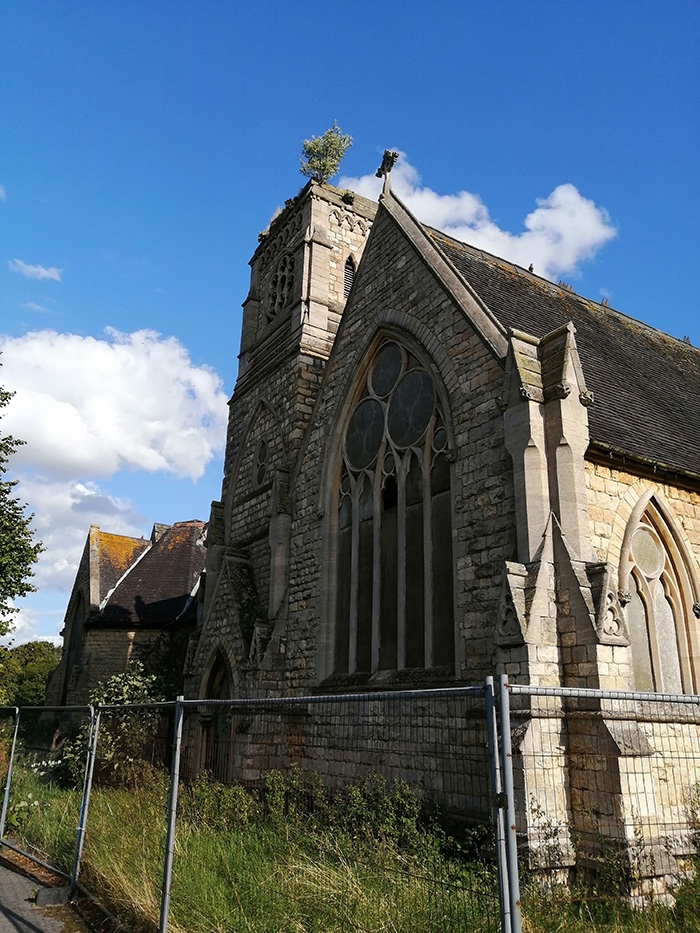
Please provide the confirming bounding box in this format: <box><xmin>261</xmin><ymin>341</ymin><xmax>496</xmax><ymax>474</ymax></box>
<box><xmin>0</xmin><ymin>862</ymin><xmax>90</xmax><ymax>933</ymax></box>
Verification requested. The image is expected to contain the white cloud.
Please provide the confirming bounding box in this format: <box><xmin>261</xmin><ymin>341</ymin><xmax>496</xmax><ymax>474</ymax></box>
<box><xmin>22</xmin><ymin>301</ymin><xmax>52</xmax><ymax>313</ymax></box>
<box><xmin>340</xmin><ymin>154</ymin><xmax>616</xmax><ymax>281</ymax></box>
<box><xmin>0</xmin><ymin>185</ymin><xmax>6</xmax><ymax>202</ymax></box>
<box><xmin>10</xmin><ymin>475</ymin><xmax>146</xmax><ymax>596</ymax></box>
<box><xmin>0</xmin><ymin>327</ymin><xmax>229</xmax><ymax>643</ymax></box>
<box><xmin>8</xmin><ymin>259</ymin><xmax>62</xmax><ymax>281</ymax></box>
<box><xmin>0</xmin><ymin>328</ymin><xmax>229</xmax><ymax>480</ymax></box>
<box><xmin>2</xmin><ymin>603</ymin><xmax>63</xmax><ymax>647</ymax></box>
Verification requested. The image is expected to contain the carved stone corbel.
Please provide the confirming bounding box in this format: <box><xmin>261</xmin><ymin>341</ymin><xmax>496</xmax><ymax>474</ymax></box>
<box><xmin>586</xmin><ymin>562</ymin><xmax>629</xmax><ymax>644</ymax></box>
<box><xmin>249</xmin><ymin>620</ymin><xmax>275</xmax><ymax>666</ymax></box>
<box><xmin>495</xmin><ymin>562</ymin><xmax>529</xmax><ymax>645</ymax></box>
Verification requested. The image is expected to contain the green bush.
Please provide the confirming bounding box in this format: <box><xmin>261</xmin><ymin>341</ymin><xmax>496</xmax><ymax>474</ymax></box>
<box><xmin>57</xmin><ymin>661</ymin><xmax>164</xmax><ymax>788</ymax></box>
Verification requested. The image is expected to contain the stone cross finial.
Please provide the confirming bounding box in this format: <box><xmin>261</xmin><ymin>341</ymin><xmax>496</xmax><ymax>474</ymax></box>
<box><xmin>375</xmin><ymin>150</ymin><xmax>399</xmax><ymax>198</ymax></box>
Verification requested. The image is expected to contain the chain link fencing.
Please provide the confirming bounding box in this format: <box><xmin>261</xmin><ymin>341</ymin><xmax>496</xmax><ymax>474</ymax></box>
<box><xmin>169</xmin><ymin>687</ymin><xmax>503</xmax><ymax>933</ymax></box>
<box><xmin>508</xmin><ymin>683</ymin><xmax>700</xmax><ymax>930</ymax></box>
<box><xmin>4</xmin><ymin>680</ymin><xmax>700</xmax><ymax>932</ymax></box>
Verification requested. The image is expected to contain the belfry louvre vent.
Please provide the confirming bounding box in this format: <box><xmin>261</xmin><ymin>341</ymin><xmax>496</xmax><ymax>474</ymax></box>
<box><xmin>344</xmin><ymin>257</ymin><xmax>355</xmax><ymax>299</ymax></box>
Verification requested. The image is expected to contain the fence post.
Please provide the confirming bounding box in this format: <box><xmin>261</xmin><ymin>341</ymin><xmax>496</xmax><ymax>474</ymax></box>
<box><xmin>71</xmin><ymin>706</ymin><xmax>99</xmax><ymax>888</ymax></box>
<box><xmin>0</xmin><ymin>708</ymin><xmax>20</xmax><ymax>842</ymax></box>
<box><xmin>485</xmin><ymin>678</ymin><xmax>511</xmax><ymax>933</ymax></box>
<box><xmin>498</xmin><ymin>675</ymin><xmax>522</xmax><ymax>933</ymax></box>
<box><xmin>159</xmin><ymin>696</ymin><xmax>184</xmax><ymax>933</ymax></box>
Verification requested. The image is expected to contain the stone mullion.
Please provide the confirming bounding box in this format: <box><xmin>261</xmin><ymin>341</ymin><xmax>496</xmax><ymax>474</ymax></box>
<box><xmin>371</xmin><ymin>465</ymin><xmax>382</xmax><ymax>673</ymax></box>
<box><xmin>423</xmin><ymin>441</ymin><xmax>434</xmax><ymax>669</ymax></box>
<box><xmin>347</xmin><ymin>472</ymin><xmax>361</xmax><ymax>674</ymax></box>
<box><xmin>396</xmin><ymin>453</ymin><xmax>407</xmax><ymax>671</ymax></box>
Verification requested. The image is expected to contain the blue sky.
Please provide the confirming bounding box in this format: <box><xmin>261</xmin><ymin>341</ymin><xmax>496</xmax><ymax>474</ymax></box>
<box><xmin>1</xmin><ymin>1</ymin><xmax>698</xmax><ymax>642</ymax></box>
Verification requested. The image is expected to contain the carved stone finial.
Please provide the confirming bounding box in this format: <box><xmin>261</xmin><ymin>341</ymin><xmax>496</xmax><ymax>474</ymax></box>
<box><xmin>618</xmin><ymin>590</ymin><xmax>632</xmax><ymax>607</ymax></box>
<box><xmin>579</xmin><ymin>389</ymin><xmax>594</xmax><ymax>407</ymax></box>
<box><xmin>375</xmin><ymin>150</ymin><xmax>400</xmax><ymax>198</ymax></box>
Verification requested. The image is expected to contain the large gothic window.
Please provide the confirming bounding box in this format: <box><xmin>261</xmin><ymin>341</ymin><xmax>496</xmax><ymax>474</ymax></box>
<box><xmin>335</xmin><ymin>339</ymin><xmax>454</xmax><ymax>675</ymax></box>
<box><xmin>624</xmin><ymin>501</ymin><xmax>698</xmax><ymax>694</ymax></box>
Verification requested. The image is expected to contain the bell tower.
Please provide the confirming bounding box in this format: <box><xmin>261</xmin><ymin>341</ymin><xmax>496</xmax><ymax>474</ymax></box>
<box><xmin>237</xmin><ymin>181</ymin><xmax>377</xmax><ymax>383</ymax></box>
<box><xmin>196</xmin><ymin>182</ymin><xmax>376</xmax><ymax>686</ymax></box>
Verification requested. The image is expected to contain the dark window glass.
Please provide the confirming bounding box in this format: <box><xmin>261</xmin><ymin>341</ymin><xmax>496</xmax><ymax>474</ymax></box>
<box><xmin>405</xmin><ymin>455</ymin><xmax>425</xmax><ymax>668</ymax></box>
<box><xmin>432</xmin><ymin>490</ymin><xmax>454</xmax><ymax>667</ymax></box>
<box><xmin>371</xmin><ymin>342</ymin><xmax>403</xmax><ymax>398</ymax></box>
<box><xmin>380</xmin><ymin>482</ymin><xmax>398</xmax><ymax>670</ymax></box>
<box><xmin>387</xmin><ymin>371</ymin><xmax>435</xmax><ymax>448</ymax></box>
<box><xmin>335</xmin><ymin>340</ymin><xmax>453</xmax><ymax>676</ymax></box>
<box><xmin>345</xmin><ymin>398</ymin><xmax>384</xmax><ymax>470</ymax></box>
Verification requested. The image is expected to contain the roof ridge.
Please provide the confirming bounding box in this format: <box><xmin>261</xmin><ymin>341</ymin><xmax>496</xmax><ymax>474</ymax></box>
<box><xmin>426</xmin><ymin>225</ymin><xmax>700</xmax><ymax>353</ymax></box>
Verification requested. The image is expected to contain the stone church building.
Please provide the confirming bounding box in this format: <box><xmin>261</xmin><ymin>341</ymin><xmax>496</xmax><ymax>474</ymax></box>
<box><xmin>186</xmin><ymin>159</ymin><xmax>700</xmax><ymax>708</ymax></box>
<box><xmin>178</xmin><ymin>156</ymin><xmax>700</xmax><ymax>871</ymax></box>
<box><xmin>47</xmin><ymin>520</ymin><xmax>206</xmax><ymax>706</ymax></box>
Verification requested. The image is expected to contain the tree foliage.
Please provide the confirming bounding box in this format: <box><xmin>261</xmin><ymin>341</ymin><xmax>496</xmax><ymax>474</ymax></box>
<box><xmin>0</xmin><ymin>376</ymin><xmax>43</xmax><ymax>634</ymax></box>
<box><xmin>299</xmin><ymin>121</ymin><xmax>352</xmax><ymax>184</ymax></box>
<box><xmin>0</xmin><ymin>640</ymin><xmax>60</xmax><ymax>706</ymax></box>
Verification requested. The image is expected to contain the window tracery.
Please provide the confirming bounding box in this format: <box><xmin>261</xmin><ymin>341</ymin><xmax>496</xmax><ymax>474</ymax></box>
<box><xmin>623</xmin><ymin>501</ymin><xmax>697</xmax><ymax>693</ymax></box>
<box><xmin>266</xmin><ymin>253</ymin><xmax>295</xmax><ymax>323</ymax></box>
<box><xmin>254</xmin><ymin>439</ymin><xmax>269</xmax><ymax>487</ymax></box>
<box><xmin>335</xmin><ymin>339</ymin><xmax>454</xmax><ymax>675</ymax></box>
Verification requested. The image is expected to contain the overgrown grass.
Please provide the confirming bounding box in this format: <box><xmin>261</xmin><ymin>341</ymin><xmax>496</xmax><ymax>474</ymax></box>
<box><xmin>6</xmin><ymin>764</ymin><xmax>499</xmax><ymax>932</ymax></box>
<box><xmin>6</xmin><ymin>755</ymin><xmax>700</xmax><ymax>933</ymax></box>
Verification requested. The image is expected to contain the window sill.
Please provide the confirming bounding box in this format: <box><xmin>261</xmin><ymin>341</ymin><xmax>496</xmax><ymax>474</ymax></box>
<box><xmin>317</xmin><ymin>666</ymin><xmax>456</xmax><ymax>694</ymax></box>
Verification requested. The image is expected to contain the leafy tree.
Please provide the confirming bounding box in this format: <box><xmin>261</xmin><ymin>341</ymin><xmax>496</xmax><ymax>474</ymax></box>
<box><xmin>0</xmin><ymin>640</ymin><xmax>60</xmax><ymax>706</ymax></box>
<box><xmin>0</xmin><ymin>374</ymin><xmax>43</xmax><ymax>634</ymax></box>
<box><xmin>299</xmin><ymin>121</ymin><xmax>352</xmax><ymax>184</ymax></box>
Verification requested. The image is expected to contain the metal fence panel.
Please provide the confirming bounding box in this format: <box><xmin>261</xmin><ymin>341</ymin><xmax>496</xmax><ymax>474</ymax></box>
<box><xmin>0</xmin><ymin>704</ymin><xmax>93</xmax><ymax>883</ymax></box>
<box><xmin>165</xmin><ymin>687</ymin><xmax>501</xmax><ymax>933</ymax></box>
<box><xmin>507</xmin><ymin>684</ymin><xmax>700</xmax><ymax>928</ymax></box>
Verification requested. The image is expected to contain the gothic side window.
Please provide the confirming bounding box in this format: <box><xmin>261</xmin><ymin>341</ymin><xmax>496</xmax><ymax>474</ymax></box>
<box><xmin>266</xmin><ymin>253</ymin><xmax>295</xmax><ymax>323</ymax></box>
<box><xmin>624</xmin><ymin>502</ymin><xmax>697</xmax><ymax>693</ymax></box>
<box><xmin>62</xmin><ymin>591</ymin><xmax>86</xmax><ymax>702</ymax></box>
<box><xmin>254</xmin><ymin>439</ymin><xmax>269</xmax><ymax>486</ymax></box>
<box><xmin>335</xmin><ymin>339</ymin><xmax>454</xmax><ymax>675</ymax></box>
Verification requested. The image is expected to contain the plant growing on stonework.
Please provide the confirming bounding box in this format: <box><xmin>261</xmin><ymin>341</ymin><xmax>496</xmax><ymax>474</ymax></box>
<box><xmin>0</xmin><ymin>365</ymin><xmax>43</xmax><ymax>637</ymax></box>
<box><xmin>299</xmin><ymin>121</ymin><xmax>352</xmax><ymax>183</ymax></box>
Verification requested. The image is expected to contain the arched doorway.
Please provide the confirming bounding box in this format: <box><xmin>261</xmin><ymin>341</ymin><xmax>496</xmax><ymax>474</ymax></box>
<box><xmin>201</xmin><ymin>654</ymin><xmax>233</xmax><ymax>782</ymax></box>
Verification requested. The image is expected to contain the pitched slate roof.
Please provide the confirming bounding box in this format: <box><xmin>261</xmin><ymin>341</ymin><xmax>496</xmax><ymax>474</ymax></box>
<box><xmin>97</xmin><ymin>521</ymin><xmax>206</xmax><ymax>627</ymax></box>
<box><xmin>427</xmin><ymin>228</ymin><xmax>700</xmax><ymax>480</ymax></box>
<box><xmin>94</xmin><ymin>529</ymin><xmax>150</xmax><ymax>604</ymax></box>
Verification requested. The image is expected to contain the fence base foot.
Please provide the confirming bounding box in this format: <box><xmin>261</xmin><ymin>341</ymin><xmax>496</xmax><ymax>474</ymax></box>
<box><xmin>35</xmin><ymin>885</ymin><xmax>72</xmax><ymax>906</ymax></box>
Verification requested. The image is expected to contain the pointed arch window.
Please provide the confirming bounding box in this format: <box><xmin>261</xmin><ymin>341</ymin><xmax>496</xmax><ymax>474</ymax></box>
<box><xmin>335</xmin><ymin>339</ymin><xmax>454</xmax><ymax>675</ymax></box>
<box><xmin>62</xmin><ymin>591</ymin><xmax>86</xmax><ymax>703</ymax></box>
<box><xmin>623</xmin><ymin>500</ymin><xmax>699</xmax><ymax>694</ymax></box>
<box><xmin>343</xmin><ymin>256</ymin><xmax>355</xmax><ymax>299</ymax></box>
